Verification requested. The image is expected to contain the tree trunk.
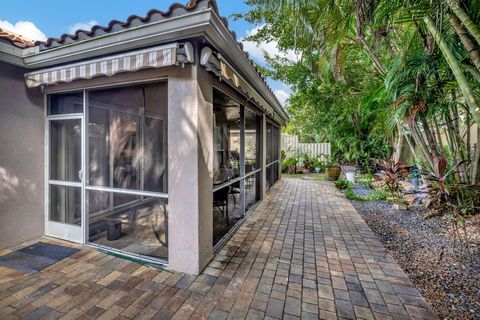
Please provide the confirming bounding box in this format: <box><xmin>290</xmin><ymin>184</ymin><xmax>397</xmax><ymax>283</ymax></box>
<box><xmin>405</xmin><ymin>132</ymin><xmax>422</xmax><ymax>167</ymax></box>
<box><xmin>451</xmin><ymin>104</ymin><xmax>463</xmax><ymax>156</ymax></box>
<box><xmin>466</xmin><ymin>111</ymin><xmax>471</xmax><ymax>162</ymax></box>
<box><xmin>466</xmin><ymin>65</ymin><xmax>480</xmax><ymax>82</ymax></box>
<box><xmin>410</xmin><ymin>122</ymin><xmax>435</xmax><ymax>169</ymax></box>
<box><xmin>393</xmin><ymin>121</ymin><xmax>404</xmax><ymax>163</ymax></box>
<box><xmin>450</xmin><ymin>15</ymin><xmax>480</xmax><ymax>72</ymax></box>
<box><xmin>415</xmin><ymin>21</ymin><xmax>435</xmax><ymax>54</ymax></box>
<box><xmin>330</xmin><ymin>45</ymin><xmax>346</xmax><ymax>83</ymax></box>
<box><xmin>433</xmin><ymin>116</ymin><xmax>443</xmax><ymax>150</ymax></box>
<box><xmin>472</xmin><ymin>127</ymin><xmax>480</xmax><ymax>185</ymax></box>
<box><xmin>424</xmin><ymin>16</ymin><xmax>480</xmax><ymax>127</ymax></box>
<box><xmin>421</xmin><ymin>116</ymin><xmax>440</xmax><ymax>158</ymax></box>
<box><xmin>355</xmin><ymin>36</ymin><xmax>388</xmax><ymax>76</ymax></box>
<box><xmin>446</xmin><ymin>0</ymin><xmax>480</xmax><ymax>46</ymax></box>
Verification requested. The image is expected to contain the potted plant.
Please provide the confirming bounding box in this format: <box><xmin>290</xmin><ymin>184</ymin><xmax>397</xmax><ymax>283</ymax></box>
<box><xmin>313</xmin><ymin>158</ymin><xmax>324</xmax><ymax>173</ymax></box>
<box><xmin>341</xmin><ymin>151</ymin><xmax>358</xmax><ymax>183</ymax></box>
<box><xmin>325</xmin><ymin>156</ymin><xmax>341</xmax><ymax>181</ymax></box>
<box><xmin>345</xmin><ymin>170</ymin><xmax>356</xmax><ymax>183</ymax></box>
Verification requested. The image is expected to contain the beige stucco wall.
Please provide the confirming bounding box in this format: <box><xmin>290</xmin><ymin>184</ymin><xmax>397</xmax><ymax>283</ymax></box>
<box><xmin>0</xmin><ymin>61</ymin><xmax>44</xmax><ymax>247</ymax></box>
<box><xmin>167</xmin><ymin>53</ymin><xmax>214</xmax><ymax>274</ymax></box>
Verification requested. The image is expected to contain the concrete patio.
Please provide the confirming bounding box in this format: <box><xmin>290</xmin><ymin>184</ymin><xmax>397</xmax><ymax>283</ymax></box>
<box><xmin>0</xmin><ymin>178</ymin><xmax>437</xmax><ymax>320</ymax></box>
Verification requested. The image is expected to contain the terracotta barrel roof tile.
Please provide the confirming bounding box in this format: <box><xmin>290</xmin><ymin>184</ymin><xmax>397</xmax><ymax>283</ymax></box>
<box><xmin>0</xmin><ymin>27</ymin><xmax>34</xmax><ymax>48</ymax></box>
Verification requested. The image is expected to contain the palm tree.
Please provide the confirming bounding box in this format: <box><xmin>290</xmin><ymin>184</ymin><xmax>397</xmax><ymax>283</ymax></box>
<box><xmin>445</xmin><ymin>0</ymin><xmax>480</xmax><ymax>46</ymax></box>
<box><xmin>424</xmin><ymin>16</ymin><xmax>480</xmax><ymax>126</ymax></box>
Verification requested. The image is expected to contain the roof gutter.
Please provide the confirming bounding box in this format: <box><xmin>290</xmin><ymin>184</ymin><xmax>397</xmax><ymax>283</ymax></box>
<box><xmin>0</xmin><ymin>42</ymin><xmax>29</xmax><ymax>66</ymax></box>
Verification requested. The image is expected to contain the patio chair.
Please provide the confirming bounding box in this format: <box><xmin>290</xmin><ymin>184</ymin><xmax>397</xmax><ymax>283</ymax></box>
<box><xmin>151</xmin><ymin>201</ymin><xmax>168</xmax><ymax>247</ymax></box>
<box><xmin>213</xmin><ymin>187</ymin><xmax>229</xmax><ymax>224</ymax></box>
<box><xmin>229</xmin><ymin>181</ymin><xmax>240</xmax><ymax>207</ymax></box>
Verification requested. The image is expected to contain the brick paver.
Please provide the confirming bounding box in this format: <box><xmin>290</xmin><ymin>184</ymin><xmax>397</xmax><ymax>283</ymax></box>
<box><xmin>0</xmin><ymin>178</ymin><xmax>437</xmax><ymax>319</ymax></box>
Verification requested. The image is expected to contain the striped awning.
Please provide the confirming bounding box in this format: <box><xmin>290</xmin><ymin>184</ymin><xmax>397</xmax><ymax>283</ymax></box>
<box><xmin>25</xmin><ymin>43</ymin><xmax>178</xmax><ymax>88</ymax></box>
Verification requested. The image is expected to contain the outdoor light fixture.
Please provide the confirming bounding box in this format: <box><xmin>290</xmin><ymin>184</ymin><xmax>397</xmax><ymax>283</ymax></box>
<box><xmin>182</xmin><ymin>42</ymin><xmax>194</xmax><ymax>63</ymax></box>
<box><xmin>176</xmin><ymin>42</ymin><xmax>194</xmax><ymax>67</ymax></box>
<box><xmin>200</xmin><ymin>47</ymin><xmax>221</xmax><ymax>76</ymax></box>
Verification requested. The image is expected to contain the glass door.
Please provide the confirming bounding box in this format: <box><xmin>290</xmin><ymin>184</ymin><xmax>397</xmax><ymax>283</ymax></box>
<box><xmin>46</xmin><ymin>115</ymin><xmax>84</xmax><ymax>243</ymax></box>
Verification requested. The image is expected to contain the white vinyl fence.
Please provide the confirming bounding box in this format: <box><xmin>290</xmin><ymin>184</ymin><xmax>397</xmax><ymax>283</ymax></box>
<box><xmin>282</xmin><ymin>134</ymin><xmax>330</xmax><ymax>161</ymax></box>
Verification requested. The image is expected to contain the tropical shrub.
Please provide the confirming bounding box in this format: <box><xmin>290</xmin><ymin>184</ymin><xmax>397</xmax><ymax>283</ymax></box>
<box><xmin>422</xmin><ymin>155</ymin><xmax>467</xmax><ymax>213</ymax></box>
<box><xmin>301</xmin><ymin>153</ymin><xmax>315</xmax><ymax>172</ymax></box>
<box><xmin>281</xmin><ymin>157</ymin><xmax>298</xmax><ymax>174</ymax></box>
<box><xmin>375</xmin><ymin>160</ymin><xmax>410</xmax><ymax>198</ymax></box>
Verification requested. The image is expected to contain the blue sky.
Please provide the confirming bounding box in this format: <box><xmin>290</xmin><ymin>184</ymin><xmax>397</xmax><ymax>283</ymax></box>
<box><xmin>1</xmin><ymin>0</ymin><xmax>291</xmax><ymax>104</ymax></box>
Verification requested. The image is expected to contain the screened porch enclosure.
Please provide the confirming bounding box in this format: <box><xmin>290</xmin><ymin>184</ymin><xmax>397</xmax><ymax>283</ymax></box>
<box><xmin>266</xmin><ymin>122</ymin><xmax>280</xmax><ymax>190</ymax></box>
<box><xmin>212</xmin><ymin>89</ymin><xmax>262</xmax><ymax>245</ymax></box>
<box><xmin>45</xmin><ymin>79</ymin><xmax>283</xmax><ymax>267</ymax></box>
<box><xmin>87</xmin><ymin>84</ymin><xmax>168</xmax><ymax>259</ymax></box>
<box><xmin>47</xmin><ymin>82</ymin><xmax>169</xmax><ymax>261</ymax></box>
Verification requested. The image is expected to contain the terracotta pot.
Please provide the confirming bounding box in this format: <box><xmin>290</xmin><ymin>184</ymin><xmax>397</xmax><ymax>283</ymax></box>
<box><xmin>325</xmin><ymin>166</ymin><xmax>341</xmax><ymax>181</ymax></box>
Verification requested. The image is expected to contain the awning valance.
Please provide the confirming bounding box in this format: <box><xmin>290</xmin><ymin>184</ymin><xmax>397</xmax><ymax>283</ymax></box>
<box><xmin>219</xmin><ymin>60</ymin><xmax>277</xmax><ymax>121</ymax></box>
<box><xmin>25</xmin><ymin>43</ymin><xmax>180</xmax><ymax>88</ymax></box>
<box><xmin>199</xmin><ymin>47</ymin><xmax>281</xmax><ymax>123</ymax></box>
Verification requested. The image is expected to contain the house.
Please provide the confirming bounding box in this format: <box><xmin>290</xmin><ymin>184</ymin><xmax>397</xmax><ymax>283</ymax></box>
<box><xmin>0</xmin><ymin>0</ymin><xmax>287</xmax><ymax>274</ymax></box>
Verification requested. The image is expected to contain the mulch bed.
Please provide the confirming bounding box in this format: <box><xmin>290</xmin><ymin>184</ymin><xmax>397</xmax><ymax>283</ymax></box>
<box><xmin>350</xmin><ymin>199</ymin><xmax>480</xmax><ymax>320</ymax></box>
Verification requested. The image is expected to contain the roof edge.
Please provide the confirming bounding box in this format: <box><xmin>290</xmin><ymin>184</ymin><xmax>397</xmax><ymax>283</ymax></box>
<box><xmin>34</xmin><ymin>0</ymin><xmax>218</xmax><ymax>50</ymax></box>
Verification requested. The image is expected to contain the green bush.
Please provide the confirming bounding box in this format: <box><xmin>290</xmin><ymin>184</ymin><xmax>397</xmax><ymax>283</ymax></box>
<box><xmin>302</xmin><ymin>153</ymin><xmax>315</xmax><ymax>172</ymax></box>
<box><xmin>345</xmin><ymin>187</ymin><xmax>387</xmax><ymax>201</ymax></box>
<box><xmin>345</xmin><ymin>188</ymin><xmax>362</xmax><ymax>200</ymax></box>
<box><xmin>367</xmin><ymin>189</ymin><xmax>387</xmax><ymax>201</ymax></box>
<box><xmin>357</xmin><ymin>173</ymin><xmax>374</xmax><ymax>188</ymax></box>
<box><xmin>282</xmin><ymin>157</ymin><xmax>298</xmax><ymax>173</ymax></box>
<box><xmin>334</xmin><ymin>179</ymin><xmax>351</xmax><ymax>190</ymax></box>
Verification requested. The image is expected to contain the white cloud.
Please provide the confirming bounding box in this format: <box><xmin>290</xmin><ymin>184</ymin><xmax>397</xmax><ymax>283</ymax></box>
<box><xmin>68</xmin><ymin>20</ymin><xmax>98</xmax><ymax>34</ymax></box>
<box><xmin>241</xmin><ymin>25</ymin><xmax>300</xmax><ymax>64</ymax></box>
<box><xmin>0</xmin><ymin>20</ymin><xmax>46</xmax><ymax>41</ymax></box>
<box><xmin>274</xmin><ymin>89</ymin><xmax>290</xmax><ymax>106</ymax></box>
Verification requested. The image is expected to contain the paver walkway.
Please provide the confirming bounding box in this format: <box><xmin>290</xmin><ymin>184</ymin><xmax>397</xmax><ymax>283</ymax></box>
<box><xmin>0</xmin><ymin>178</ymin><xmax>437</xmax><ymax>320</ymax></box>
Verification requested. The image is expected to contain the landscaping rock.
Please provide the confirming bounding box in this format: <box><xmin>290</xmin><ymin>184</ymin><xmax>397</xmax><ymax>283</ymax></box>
<box><xmin>350</xmin><ymin>200</ymin><xmax>480</xmax><ymax>320</ymax></box>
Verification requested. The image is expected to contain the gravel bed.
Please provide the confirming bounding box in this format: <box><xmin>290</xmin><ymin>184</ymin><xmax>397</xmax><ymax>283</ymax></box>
<box><xmin>351</xmin><ymin>200</ymin><xmax>480</xmax><ymax>320</ymax></box>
